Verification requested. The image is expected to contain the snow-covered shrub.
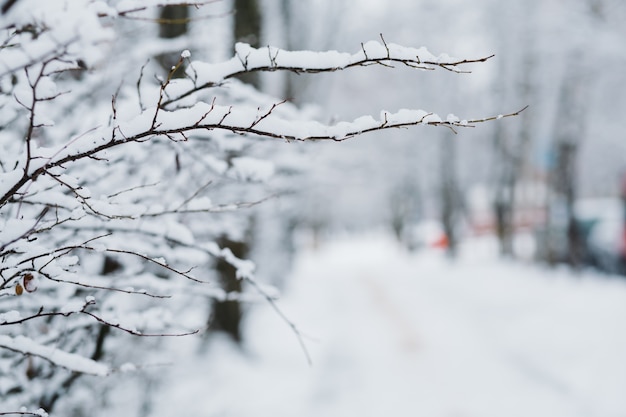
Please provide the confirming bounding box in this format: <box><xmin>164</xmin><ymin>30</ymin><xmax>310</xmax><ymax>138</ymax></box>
<box><xmin>0</xmin><ymin>1</ymin><xmax>518</xmax><ymax>413</ymax></box>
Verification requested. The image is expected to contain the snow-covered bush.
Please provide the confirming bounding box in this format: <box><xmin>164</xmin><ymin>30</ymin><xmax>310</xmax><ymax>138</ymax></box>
<box><xmin>0</xmin><ymin>1</ymin><xmax>519</xmax><ymax>413</ymax></box>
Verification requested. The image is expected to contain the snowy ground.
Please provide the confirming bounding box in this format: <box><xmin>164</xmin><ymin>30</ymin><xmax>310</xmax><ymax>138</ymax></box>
<box><xmin>151</xmin><ymin>234</ymin><xmax>626</xmax><ymax>417</ymax></box>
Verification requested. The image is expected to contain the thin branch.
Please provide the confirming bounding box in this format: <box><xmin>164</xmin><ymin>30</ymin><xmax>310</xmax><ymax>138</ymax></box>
<box><xmin>149</xmin><ymin>193</ymin><xmax>275</xmax><ymax>216</ymax></box>
<box><xmin>136</xmin><ymin>59</ymin><xmax>149</xmax><ymax>112</ymax></box>
<box><xmin>156</xmin><ymin>105</ymin><xmax>528</xmax><ymax>142</ymax></box>
<box><xmin>0</xmin><ymin>103</ymin><xmax>526</xmax><ymax>209</ymax></box>
<box><xmin>245</xmin><ymin>277</ymin><xmax>312</xmax><ymax>365</ymax></box>
<box><xmin>0</xmin><ymin>300</ymin><xmax>198</xmax><ymax>337</ymax></box>
<box><xmin>80</xmin><ymin>310</ymin><xmax>200</xmax><ymax>337</ymax></box>
<box><xmin>173</xmin><ymin>179</ymin><xmax>213</xmax><ymax>211</ymax></box>
<box><xmin>249</xmin><ymin>100</ymin><xmax>287</xmax><ymax>129</ymax></box>
<box><xmin>103</xmin><ymin>248</ymin><xmax>210</xmax><ymax>284</ymax></box>
<box><xmin>1</xmin><ymin>306</ymin><xmax>73</xmax><ymax>326</ymax></box>
<box><xmin>113</xmin><ymin>1</ymin><xmax>227</xmax><ymax>23</ymax></box>
<box><xmin>43</xmin><ymin>274</ymin><xmax>171</xmax><ymax>299</ymax></box>
<box><xmin>118</xmin><ymin>12</ymin><xmax>231</xmax><ymax>23</ymax></box>
<box><xmin>107</xmin><ymin>181</ymin><xmax>160</xmax><ymax>198</ymax></box>
<box><xmin>152</xmin><ymin>57</ymin><xmax>184</xmax><ymax>130</ymax></box>
<box><xmin>162</xmin><ymin>41</ymin><xmax>495</xmax><ymax>107</ymax></box>
<box><xmin>0</xmin><ymin>207</ymin><xmax>48</xmax><ymax>253</ymax></box>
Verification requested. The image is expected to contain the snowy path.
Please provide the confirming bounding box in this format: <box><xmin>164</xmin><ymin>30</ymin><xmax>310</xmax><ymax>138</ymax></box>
<box><xmin>153</xmin><ymin>235</ymin><xmax>626</xmax><ymax>417</ymax></box>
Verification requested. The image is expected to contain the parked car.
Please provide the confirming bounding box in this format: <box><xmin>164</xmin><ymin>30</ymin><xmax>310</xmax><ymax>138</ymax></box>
<box><xmin>535</xmin><ymin>198</ymin><xmax>626</xmax><ymax>275</ymax></box>
<box><xmin>584</xmin><ymin>199</ymin><xmax>626</xmax><ymax>275</ymax></box>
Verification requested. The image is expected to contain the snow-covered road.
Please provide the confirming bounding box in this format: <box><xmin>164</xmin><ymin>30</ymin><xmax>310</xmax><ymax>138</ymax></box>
<box><xmin>153</xmin><ymin>234</ymin><xmax>626</xmax><ymax>417</ymax></box>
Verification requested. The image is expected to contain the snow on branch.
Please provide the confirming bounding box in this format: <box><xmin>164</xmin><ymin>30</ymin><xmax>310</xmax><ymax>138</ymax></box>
<box><xmin>165</xmin><ymin>34</ymin><xmax>494</xmax><ymax>105</ymax></box>
<box><xmin>0</xmin><ymin>409</ymin><xmax>49</xmax><ymax>417</ymax></box>
<box><xmin>0</xmin><ymin>1</ymin><xmax>113</xmax><ymax>76</ymax></box>
<box><xmin>161</xmin><ymin>103</ymin><xmax>527</xmax><ymax>141</ymax></box>
<box><xmin>0</xmin><ymin>97</ymin><xmax>525</xmax><ymax>208</ymax></box>
<box><xmin>0</xmin><ymin>334</ymin><xmax>110</xmax><ymax>376</ymax></box>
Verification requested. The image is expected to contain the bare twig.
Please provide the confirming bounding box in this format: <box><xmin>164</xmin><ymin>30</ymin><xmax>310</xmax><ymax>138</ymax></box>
<box><xmin>113</xmin><ymin>1</ymin><xmax>227</xmax><ymax>23</ymax></box>
<box><xmin>0</xmin><ymin>300</ymin><xmax>198</xmax><ymax>337</ymax></box>
<box><xmin>245</xmin><ymin>277</ymin><xmax>313</xmax><ymax>365</ymax></box>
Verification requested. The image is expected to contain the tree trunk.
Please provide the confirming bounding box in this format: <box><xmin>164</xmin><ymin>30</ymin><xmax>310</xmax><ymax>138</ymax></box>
<box><xmin>157</xmin><ymin>5</ymin><xmax>189</xmax><ymax>78</ymax></box>
<box><xmin>204</xmin><ymin>0</ymin><xmax>262</xmax><ymax>343</ymax></box>
<box><xmin>491</xmin><ymin>121</ymin><xmax>516</xmax><ymax>257</ymax></box>
<box><xmin>491</xmin><ymin>51</ymin><xmax>534</xmax><ymax>257</ymax></box>
<box><xmin>545</xmin><ymin>56</ymin><xmax>588</xmax><ymax>269</ymax></box>
<box><xmin>209</xmin><ymin>235</ymin><xmax>248</xmax><ymax>342</ymax></box>
<box><xmin>233</xmin><ymin>0</ymin><xmax>261</xmax><ymax>88</ymax></box>
<box><xmin>489</xmin><ymin>1</ymin><xmax>536</xmax><ymax>258</ymax></box>
<box><xmin>440</xmin><ymin>132</ymin><xmax>462</xmax><ymax>258</ymax></box>
<box><xmin>550</xmin><ymin>142</ymin><xmax>583</xmax><ymax>267</ymax></box>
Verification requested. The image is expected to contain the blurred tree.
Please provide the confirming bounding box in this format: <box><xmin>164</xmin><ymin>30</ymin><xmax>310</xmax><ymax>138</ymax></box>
<box><xmin>234</xmin><ymin>0</ymin><xmax>261</xmax><ymax>87</ymax></box>
<box><xmin>440</xmin><ymin>131</ymin><xmax>463</xmax><ymax>258</ymax></box>
<box><xmin>540</xmin><ymin>0</ymin><xmax>624</xmax><ymax>268</ymax></box>
<box><xmin>157</xmin><ymin>5</ymin><xmax>189</xmax><ymax>77</ymax></box>
<box><xmin>389</xmin><ymin>179</ymin><xmax>421</xmax><ymax>246</ymax></box>
<box><xmin>489</xmin><ymin>0</ymin><xmax>536</xmax><ymax>258</ymax></box>
<box><xmin>209</xmin><ymin>235</ymin><xmax>247</xmax><ymax>341</ymax></box>
<box><xmin>205</xmin><ymin>0</ymin><xmax>263</xmax><ymax>344</ymax></box>
<box><xmin>545</xmin><ymin>58</ymin><xmax>588</xmax><ymax>268</ymax></box>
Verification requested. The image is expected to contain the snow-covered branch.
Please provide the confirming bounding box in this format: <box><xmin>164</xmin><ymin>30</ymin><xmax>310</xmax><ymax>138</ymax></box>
<box><xmin>0</xmin><ymin>409</ymin><xmax>49</xmax><ymax>417</ymax></box>
<box><xmin>0</xmin><ymin>334</ymin><xmax>110</xmax><ymax>376</ymax></box>
<box><xmin>0</xmin><ymin>100</ymin><xmax>524</xmax><ymax>208</ymax></box>
<box><xmin>163</xmin><ymin>36</ymin><xmax>494</xmax><ymax>106</ymax></box>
